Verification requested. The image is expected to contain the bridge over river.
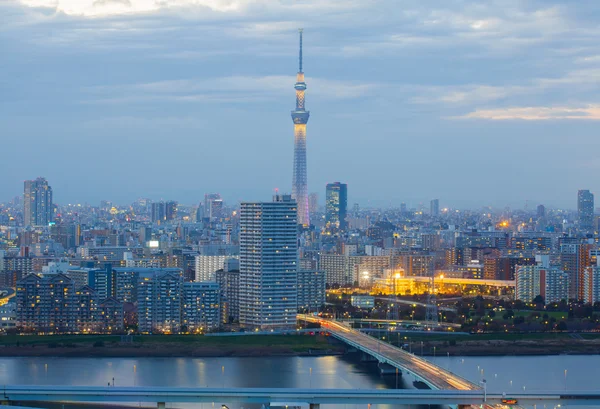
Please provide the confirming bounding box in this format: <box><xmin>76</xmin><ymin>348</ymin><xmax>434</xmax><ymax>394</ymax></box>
<box><xmin>298</xmin><ymin>314</ymin><xmax>477</xmax><ymax>390</ymax></box>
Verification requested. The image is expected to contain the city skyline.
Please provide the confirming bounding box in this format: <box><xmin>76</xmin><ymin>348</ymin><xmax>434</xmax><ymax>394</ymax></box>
<box><xmin>3</xmin><ymin>1</ymin><xmax>600</xmax><ymax>207</ymax></box>
<box><xmin>4</xmin><ymin>176</ymin><xmax>600</xmax><ymax>212</ymax></box>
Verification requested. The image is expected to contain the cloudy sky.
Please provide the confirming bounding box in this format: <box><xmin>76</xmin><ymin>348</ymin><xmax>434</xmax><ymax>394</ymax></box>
<box><xmin>2</xmin><ymin>0</ymin><xmax>600</xmax><ymax>209</ymax></box>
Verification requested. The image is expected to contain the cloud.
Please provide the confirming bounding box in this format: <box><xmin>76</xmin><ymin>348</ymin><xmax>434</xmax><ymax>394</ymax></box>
<box><xmin>84</xmin><ymin>75</ymin><xmax>378</xmax><ymax>105</ymax></box>
<box><xmin>455</xmin><ymin>105</ymin><xmax>600</xmax><ymax>121</ymax></box>
<box><xmin>93</xmin><ymin>0</ymin><xmax>131</xmax><ymax>7</ymax></box>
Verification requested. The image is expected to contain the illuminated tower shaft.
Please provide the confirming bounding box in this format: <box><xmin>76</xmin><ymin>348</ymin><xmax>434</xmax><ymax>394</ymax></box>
<box><xmin>291</xmin><ymin>29</ymin><xmax>310</xmax><ymax>226</ymax></box>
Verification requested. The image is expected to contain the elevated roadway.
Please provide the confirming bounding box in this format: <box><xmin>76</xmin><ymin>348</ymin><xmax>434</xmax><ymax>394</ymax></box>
<box><xmin>1</xmin><ymin>386</ymin><xmax>597</xmax><ymax>407</ymax></box>
<box><xmin>374</xmin><ymin>297</ymin><xmax>457</xmax><ymax>312</ymax></box>
<box><xmin>298</xmin><ymin>314</ymin><xmax>477</xmax><ymax>390</ymax></box>
<box><xmin>339</xmin><ymin>318</ymin><xmax>462</xmax><ymax>329</ymax></box>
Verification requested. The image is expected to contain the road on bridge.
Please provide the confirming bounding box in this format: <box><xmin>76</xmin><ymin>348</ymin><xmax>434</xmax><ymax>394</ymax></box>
<box><xmin>298</xmin><ymin>314</ymin><xmax>478</xmax><ymax>391</ymax></box>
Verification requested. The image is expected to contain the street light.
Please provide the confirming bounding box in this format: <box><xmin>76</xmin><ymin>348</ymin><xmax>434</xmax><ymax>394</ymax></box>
<box><xmin>480</xmin><ymin>379</ymin><xmax>487</xmax><ymax>402</ymax></box>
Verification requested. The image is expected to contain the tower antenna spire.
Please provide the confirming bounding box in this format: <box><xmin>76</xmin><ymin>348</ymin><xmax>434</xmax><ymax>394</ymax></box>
<box><xmin>298</xmin><ymin>28</ymin><xmax>303</xmax><ymax>73</ymax></box>
<box><xmin>291</xmin><ymin>28</ymin><xmax>310</xmax><ymax>227</ymax></box>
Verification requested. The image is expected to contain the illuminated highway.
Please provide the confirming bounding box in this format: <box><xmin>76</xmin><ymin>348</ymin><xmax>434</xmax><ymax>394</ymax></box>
<box><xmin>374</xmin><ymin>297</ymin><xmax>457</xmax><ymax>312</ymax></box>
<box><xmin>0</xmin><ymin>385</ymin><xmax>593</xmax><ymax>407</ymax></box>
<box><xmin>340</xmin><ymin>318</ymin><xmax>462</xmax><ymax>329</ymax></box>
<box><xmin>298</xmin><ymin>314</ymin><xmax>479</xmax><ymax>391</ymax></box>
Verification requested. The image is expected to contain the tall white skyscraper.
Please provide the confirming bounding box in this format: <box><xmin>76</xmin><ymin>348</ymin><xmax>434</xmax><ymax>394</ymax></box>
<box><xmin>239</xmin><ymin>194</ymin><xmax>298</xmax><ymax>330</ymax></box>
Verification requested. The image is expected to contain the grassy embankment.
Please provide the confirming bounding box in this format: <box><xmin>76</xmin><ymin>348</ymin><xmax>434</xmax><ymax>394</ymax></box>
<box><xmin>0</xmin><ymin>334</ymin><xmax>343</xmax><ymax>357</ymax></box>
<box><xmin>382</xmin><ymin>331</ymin><xmax>600</xmax><ymax>356</ymax></box>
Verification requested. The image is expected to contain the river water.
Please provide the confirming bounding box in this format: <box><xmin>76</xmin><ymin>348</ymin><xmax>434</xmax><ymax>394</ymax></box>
<box><xmin>0</xmin><ymin>355</ymin><xmax>597</xmax><ymax>408</ymax></box>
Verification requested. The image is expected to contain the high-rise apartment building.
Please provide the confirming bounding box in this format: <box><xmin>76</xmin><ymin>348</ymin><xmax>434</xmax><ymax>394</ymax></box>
<box><xmin>239</xmin><ymin>194</ymin><xmax>298</xmax><ymax>330</ymax></box>
<box><xmin>560</xmin><ymin>242</ymin><xmax>593</xmax><ymax>300</ymax></box>
<box><xmin>16</xmin><ymin>273</ymin><xmax>123</xmax><ymax>333</ymax></box>
<box><xmin>515</xmin><ymin>264</ymin><xmax>569</xmax><ymax>304</ymax></box>
<box><xmin>319</xmin><ymin>253</ymin><xmax>392</xmax><ymax>287</ymax></box>
<box><xmin>297</xmin><ymin>269</ymin><xmax>325</xmax><ymax>312</ymax></box>
<box><xmin>194</xmin><ymin>255</ymin><xmax>238</xmax><ymax>282</ymax></box>
<box><xmin>583</xmin><ymin>266</ymin><xmax>600</xmax><ymax>304</ymax></box>
<box><xmin>137</xmin><ymin>271</ymin><xmax>182</xmax><ymax>333</ymax></box>
<box><xmin>578</xmin><ymin>190</ymin><xmax>594</xmax><ymax>231</ymax></box>
<box><xmin>23</xmin><ymin>177</ymin><xmax>53</xmax><ymax>227</ymax></box>
<box><xmin>216</xmin><ymin>268</ymin><xmax>240</xmax><ymax>323</ymax></box>
<box><xmin>325</xmin><ymin>182</ymin><xmax>348</xmax><ymax>230</ymax></box>
<box><xmin>182</xmin><ymin>282</ymin><xmax>221</xmax><ymax>332</ymax></box>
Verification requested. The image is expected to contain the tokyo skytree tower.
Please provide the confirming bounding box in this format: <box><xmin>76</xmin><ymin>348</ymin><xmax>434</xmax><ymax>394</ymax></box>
<box><xmin>291</xmin><ymin>29</ymin><xmax>310</xmax><ymax>226</ymax></box>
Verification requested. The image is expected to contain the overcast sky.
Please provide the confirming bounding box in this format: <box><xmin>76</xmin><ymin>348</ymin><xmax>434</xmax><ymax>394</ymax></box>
<box><xmin>2</xmin><ymin>0</ymin><xmax>600</xmax><ymax>209</ymax></box>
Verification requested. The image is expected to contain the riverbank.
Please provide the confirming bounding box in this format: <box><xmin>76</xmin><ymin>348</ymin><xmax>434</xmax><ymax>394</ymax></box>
<box><xmin>405</xmin><ymin>333</ymin><xmax>600</xmax><ymax>356</ymax></box>
<box><xmin>0</xmin><ymin>334</ymin><xmax>345</xmax><ymax>358</ymax></box>
<box><xmin>1</xmin><ymin>332</ymin><xmax>599</xmax><ymax>357</ymax></box>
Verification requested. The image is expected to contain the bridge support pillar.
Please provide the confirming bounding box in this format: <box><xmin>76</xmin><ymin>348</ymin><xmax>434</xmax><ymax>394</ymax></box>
<box><xmin>309</xmin><ymin>404</ymin><xmax>320</xmax><ymax>409</ymax></box>
<box><xmin>157</xmin><ymin>402</ymin><xmax>166</xmax><ymax>409</ymax></box>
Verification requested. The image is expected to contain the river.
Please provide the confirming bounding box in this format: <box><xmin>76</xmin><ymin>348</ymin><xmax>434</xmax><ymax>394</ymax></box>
<box><xmin>0</xmin><ymin>355</ymin><xmax>597</xmax><ymax>408</ymax></box>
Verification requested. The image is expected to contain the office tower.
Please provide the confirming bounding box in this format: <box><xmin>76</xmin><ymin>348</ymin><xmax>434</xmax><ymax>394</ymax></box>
<box><xmin>537</xmin><ymin>204</ymin><xmax>546</xmax><ymax>218</ymax></box>
<box><xmin>150</xmin><ymin>200</ymin><xmax>176</xmax><ymax>223</ymax></box>
<box><xmin>182</xmin><ymin>282</ymin><xmax>221</xmax><ymax>332</ymax></box>
<box><xmin>516</xmin><ymin>264</ymin><xmax>569</xmax><ymax>304</ymax></box>
<box><xmin>151</xmin><ymin>202</ymin><xmax>165</xmax><ymax>223</ymax></box>
<box><xmin>23</xmin><ymin>177</ymin><xmax>53</xmax><ymax>227</ymax></box>
<box><xmin>239</xmin><ymin>194</ymin><xmax>298</xmax><ymax>330</ymax></box>
<box><xmin>309</xmin><ymin>193</ymin><xmax>319</xmax><ymax>214</ymax></box>
<box><xmin>430</xmin><ymin>199</ymin><xmax>440</xmax><ymax>217</ymax></box>
<box><xmin>325</xmin><ymin>182</ymin><xmax>348</xmax><ymax>230</ymax></box>
<box><xmin>578</xmin><ymin>190</ymin><xmax>594</xmax><ymax>231</ymax></box>
<box><xmin>400</xmin><ymin>203</ymin><xmax>407</xmax><ymax>214</ymax></box>
<box><xmin>291</xmin><ymin>29</ymin><xmax>310</xmax><ymax>227</ymax></box>
<box><xmin>165</xmin><ymin>201</ymin><xmax>177</xmax><ymax>221</ymax></box>
<box><xmin>204</xmin><ymin>193</ymin><xmax>221</xmax><ymax>219</ymax></box>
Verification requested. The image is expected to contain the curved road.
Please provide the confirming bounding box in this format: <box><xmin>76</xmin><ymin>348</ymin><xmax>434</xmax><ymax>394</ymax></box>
<box><xmin>298</xmin><ymin>314</ymin><xmax>478</xmax><ymax>391</ymax></box>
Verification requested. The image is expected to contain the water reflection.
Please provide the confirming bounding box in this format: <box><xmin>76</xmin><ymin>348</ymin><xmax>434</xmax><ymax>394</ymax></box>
<box><xmin>8</xmin><ymin>355</ymin><xmax>595</xmax><ymax>409</ymax></box>
<box><xmin>0</xmin><ymin>356</ymin><xmax>417</xmax><ymax>409</ymax></box>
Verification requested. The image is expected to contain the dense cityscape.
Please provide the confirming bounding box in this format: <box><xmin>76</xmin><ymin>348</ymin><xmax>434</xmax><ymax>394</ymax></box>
<box><xmin>4</xmin><ymin>1</ymin><xmax>600</xmax><ymax>407</ymax></box>
<box><xmin>1</xmin><ymin>29</ymin><xmax>599</xmax><ymax>341</ymax></box>
<box><xmin>1</xmin><ymin>175</ymin><xmax>600</xmax><ymax>335</ymax></box>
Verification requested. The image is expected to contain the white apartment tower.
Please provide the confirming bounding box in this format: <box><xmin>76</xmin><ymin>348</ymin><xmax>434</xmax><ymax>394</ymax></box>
<box><xmin>239</xmin><ymin>194</ymin><xmax>298</xmax><ymax>330</ymax></box>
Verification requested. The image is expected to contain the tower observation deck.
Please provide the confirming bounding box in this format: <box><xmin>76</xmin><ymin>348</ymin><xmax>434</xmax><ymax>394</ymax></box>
<box><xmin>291</xmin><ymin>28</ymin><xmax>310</xmax><ymax>227</ymax></box>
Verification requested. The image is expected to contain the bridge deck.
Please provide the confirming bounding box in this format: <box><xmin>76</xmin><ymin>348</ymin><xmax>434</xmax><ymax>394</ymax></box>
<box><xmin>298</xmin><ymin>314</ymin><xmax>478</xmax><ymax>391</ymax></box>
<box><xmin>1</xmin><ymin>386</ymin><xmax>597</xmax><ymax>407</ymax></box>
